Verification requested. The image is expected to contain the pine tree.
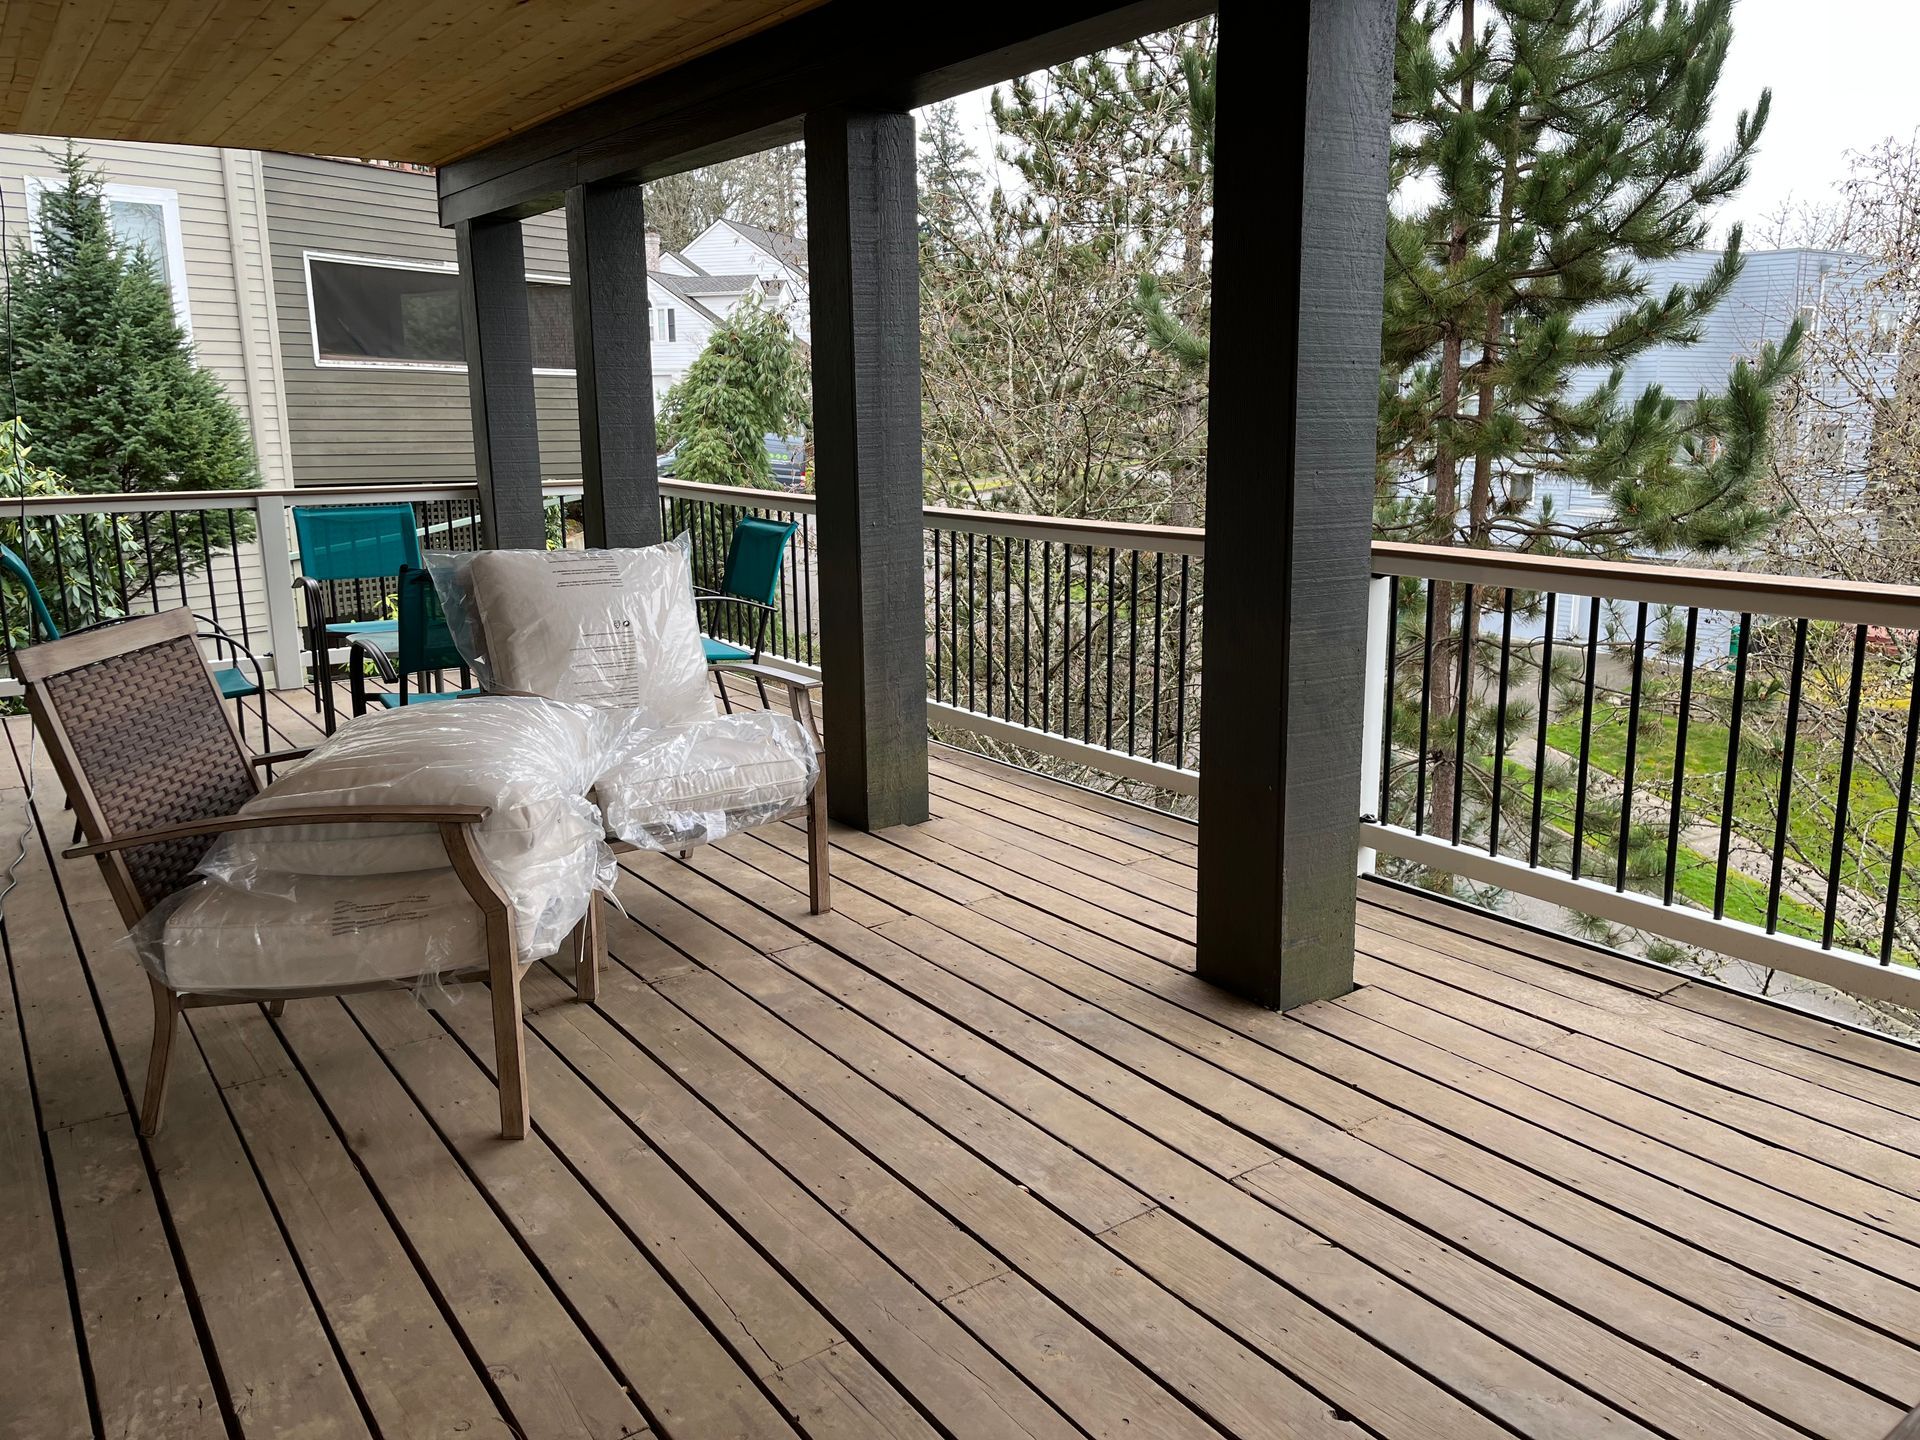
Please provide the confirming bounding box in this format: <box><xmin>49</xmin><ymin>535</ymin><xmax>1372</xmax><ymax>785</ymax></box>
<box><xmin>1383</xmin><ymin>0</ymin><xmax>1803</xmax><ymax>837</ymax></box>
<box><xmin>658</xmin><ymin>297</ymin><xmax>808</xmax><ymax>490</ymax></box>
<box><xmin>3</xmin><ymin>144</ymin><xmax>259</xmax><ymax>499</ymax></box>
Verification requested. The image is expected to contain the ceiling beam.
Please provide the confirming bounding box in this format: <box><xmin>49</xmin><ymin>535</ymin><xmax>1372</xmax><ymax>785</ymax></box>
<box><xmin>436</xmin><ymin>0</ymin><xmax>1211</xmax><ymax>224</ymax></box>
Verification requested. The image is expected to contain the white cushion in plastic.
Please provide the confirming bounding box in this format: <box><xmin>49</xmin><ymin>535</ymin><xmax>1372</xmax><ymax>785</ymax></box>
<box><xmin>154</xmin><ymin>868</ymin><xmax>487</xmax><ymax>996</ymax></box>
<box><xmin>216</xmin><ymin>696</ymin><xmax>610</xmax><ymax>878</ymax></box>
<box><xmin>595</xmin><ymin>711</ymin><xmax>817</xmax><ymax>850</ymax></box>
<box><xmin>452</xmin><ymin>542</ymin><xmax>715</xmax><ymax>723</ymax></box>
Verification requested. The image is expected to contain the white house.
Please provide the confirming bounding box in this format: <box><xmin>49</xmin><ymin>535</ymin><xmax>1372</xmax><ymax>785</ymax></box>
<box><xmin>679</xmin><ymin>217</ymin><xmax>811</xmax><ymax>343</ymax></box>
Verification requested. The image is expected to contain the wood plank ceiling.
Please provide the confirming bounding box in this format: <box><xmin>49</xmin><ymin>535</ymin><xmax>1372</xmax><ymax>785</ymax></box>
<box><xmin>0</xmin><ymin>0</ymin><xmax>828</xmax><ymax>165</ymax></box>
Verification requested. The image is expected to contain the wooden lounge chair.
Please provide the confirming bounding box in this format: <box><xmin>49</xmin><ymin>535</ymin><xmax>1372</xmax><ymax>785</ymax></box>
<box><xmin>13</xmin><ymin>607</ymin><xmax>600</xmax><ymax>1139</ymax></box>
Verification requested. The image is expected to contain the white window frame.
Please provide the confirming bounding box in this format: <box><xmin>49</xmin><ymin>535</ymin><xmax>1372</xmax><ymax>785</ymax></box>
<box><xmin>651</xmin><ymin>304</ymin><xmax>677</xmax><ymax>344</ymax></box>
<box><xmin>23</xmin><ymin>176</ymin><xmax>193</xmax><ymax>338</ymax></box>
<box><xmin>301</xmin><ymin>249</ymin><xmax>576</xmax><ymax>376</ymax></box>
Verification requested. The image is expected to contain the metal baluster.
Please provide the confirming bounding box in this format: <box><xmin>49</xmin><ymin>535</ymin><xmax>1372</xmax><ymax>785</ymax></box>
<box><xmin>1615</xmin><ymin>602</ymin><xmax>1649</xmax><ymax>891</ymax></box>
<box><xmin>1824</xmin><ymin>625</ymin><xmax>1869</xmax><ymax>949</ymax></box>
<box><xmin>1414</xmin><ymin>578</ymin><xmax>1436</xmax><ymax>836</ymax></box>
<box><xmin>1104</xmin><ymin>548</ymin><xmax>1117</xmax><ymax>751</ymax></box>
<box><xmin>78</xmin><ymin>512</ymin><xmax>102</xmax><ymax>620</ymax></box>
<box><xmin>227</xmin><ymin>510</ymin><xmax>251</xmax><ymax>649</ymax></box>
<box><xmin>1765</xmin><ymin>618</ymin><xmax>1809</xmax><ymax>934</ymax></box>
<box><xmin>1570</xmin><ymin>596</ymin><xmax>1602</xmax><ymax>879</ymax></box>
<box><xmin>984</xmin><ymin>533</ymin><xmax>994</xmax><ymax>717</ymax></box>
<box><xmin>1150</xmin><ymin>553</ymin><xmax>1164</xmax><ymax>763</ymax></box>
<box><xmin>1126</xmin><ymin>551</ymin><xmax>1139</xmax><ymax>756</ymax></box>
<box><xmin>197</xmin><ymin>511</ymin><xmax>219</xmax><ymax>628</ymax></box>
<box><xmin>1881</xmin><ymin>647</ymin><xmax>1920</xmax><ymax>964</ymax></box>
<box><xmin>1714</xmin><ymin>613</ymin><xmax>1752</xmax><ymax>919</ymax></box>
<box><xmin>1081</xmin><ymin>545</ymin><xmax>1093</xmax><ymax>743</ymax></box>
<box><xmin>1174</xmin><ymin>555</ymin><xmax>1190</xmax><ymax>769</ymax></box>
<box><xmin>1488</xmin><ymin>589</ymin><xmax>1513</xmax><ymax>855</ymax></box>
<box><xmin>966</xmin><ymin>531</ymin><xmax>977</xmax><ymax>714</ymax></box>
<box><xmin>1529</xmin><ymin>594</ymin><xmax>1556</xmax><ymax>867</ymax></box>
<box><xmin>1663</xmin><ymin>609</ymin><xmax>1699</xmax><ymax>906</ymax></box>
<box><xmin>110</xmin><ymin>511</ymin><xmax>131</xmax><ymax>614</ymax></box>
<box><xmin>1022</xmin><ymin>537</ymin><xmax>1034</xmax><ymax>728</ymax></box>
<box><xmin>1006</xmin><ymin>535</ymin><xmax>1016</xmax><ymax>724</ymax></box>
<box><xmin>1381</xmin><ymin>575</ymin><xmax>1400</xmax><ymax>821</ymax></box>
<box><xmin>168</xmin><ymin>513</ymin><xmax>189</xmax><ymax>607</ymax></box>
<box><xmin>952</xmin><ymin>530</ymin><xmax>963</xmax><ymax>708</ymax></box>
<box><xmin>1450</xmin><ymin>583</ymin><xmax>1474</xmax><ymax>844</ymax></box>
<box><xmin>1040</xmin><ymin>541</ymin><xmax>1054</xmax><ymax>728</ymax></box>
<box><xmin>930</xmin><ymin>529</ymin><xmax>942</xmax><ymax>701</ymax></box>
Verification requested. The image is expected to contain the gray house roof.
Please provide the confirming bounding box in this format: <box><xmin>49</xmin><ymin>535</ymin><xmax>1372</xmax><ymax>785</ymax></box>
<box><xmin>651</xmin><ymin>270</ymin><xmax>726</xmax><ymax>323</ymax></box>
<box><xmin>722</xmin><ymin>217</ymin><xmax>808</xmax><ymax>270</ymax></box>
<box><xmin>674</xmin><ymin>272</ymin><xmax>760</xmax><ymax>295</ymax></box>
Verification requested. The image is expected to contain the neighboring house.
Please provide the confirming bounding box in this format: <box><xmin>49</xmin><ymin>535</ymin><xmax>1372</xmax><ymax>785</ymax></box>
<box><xmin>0</xmin><ymin>139</ymin><xmax>810</xmax><ymax>488</ymax></box>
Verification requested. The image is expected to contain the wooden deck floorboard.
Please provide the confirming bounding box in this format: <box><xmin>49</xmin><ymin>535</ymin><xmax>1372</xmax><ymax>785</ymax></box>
<box><xmin>2</xmin><ymin>688</ymin><xmax>1917</xmax><ymax>1439</ymax></box>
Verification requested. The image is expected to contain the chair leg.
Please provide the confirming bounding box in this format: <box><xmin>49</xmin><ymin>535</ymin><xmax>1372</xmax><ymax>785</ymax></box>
<box><xmin>139</xmin><ymin>977</ymin><xmax>180</xmax><ymax>1137</ymax></box>
<box><xmin>714</xmin><ymin>670</ymin><xmax>734</xmax><ymax>713</ymax></box>
<box><xmin>806</xmin><ymin>781</ymin><xmax>832</xmax><ymax>916</ymax></box>
<box><xmin>487</xmin><ymin>927</ymin><xmax>529</xmax><ymax>1140</ymax></box>
<box><xmin>573</xmin><ymin>895</ymin><xmax>603</xmax><ymax>1004</ymax></box>
<box><xmin>264</xmin><ymin>999</ymin><xmax>286</xmax><ymax>1018</ymax></box>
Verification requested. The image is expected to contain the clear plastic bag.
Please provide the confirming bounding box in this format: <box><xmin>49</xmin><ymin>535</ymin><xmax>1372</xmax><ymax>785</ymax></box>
<box><xmin>130</xmin><ymin>696</ymin><xmax>618</xmax><ymax>999</ymax></box>
<box><xmin>595</xmin><ymin>710</ymin><xmax>819</xmax><ymax>851</ymax></box>
<box><xmin>425</xmin><ymin>537</ymin><xmax>715</xmax><ymax>725</ymax></box>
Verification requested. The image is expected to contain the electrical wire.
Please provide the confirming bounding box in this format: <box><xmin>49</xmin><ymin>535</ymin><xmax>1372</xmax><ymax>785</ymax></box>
<box><xmin>0</xmin><ymin>172</ymin><xmax>42</xmax><ymax>918</ymax></box>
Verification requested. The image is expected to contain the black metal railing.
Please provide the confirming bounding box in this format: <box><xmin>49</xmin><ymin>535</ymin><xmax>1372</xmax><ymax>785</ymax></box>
<box><xmin>1369</xmin><ymin>545</ymin><xmax>1920</xmax><ymax>992</ymax></box>
<box><xmin>659</xmin><ymin>484</ymin><xmax>819</xmax><ymax>666</ymax></box>
<box><xmin>923</xmin><ymin>510</ymin><xmax>1203</xmax><ymax>777</ymax></box>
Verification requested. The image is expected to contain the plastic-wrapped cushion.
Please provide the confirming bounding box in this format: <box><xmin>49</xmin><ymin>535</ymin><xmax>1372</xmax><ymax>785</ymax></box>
<box><xmin>426</xmin><ymin>538</ymin><xmax>715</xmax><ymax>724</ymax></box>
<box><xmin>203</xmin><ymin>696</ymin><xmax>615</xmax><ymax>959</ymax></box>
<box><xmin>596</xmin><ymin>711</ymin><xmax>818</xmax><ymax>850</ymax></box>
<box><xmin>139</xmin><ymin>869</ymin><xmax>489</xmax><ymax>998</ymax></box>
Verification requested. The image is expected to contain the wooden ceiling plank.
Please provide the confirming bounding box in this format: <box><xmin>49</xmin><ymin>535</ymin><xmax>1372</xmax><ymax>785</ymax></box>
<box><xmin>17</xmin><ymin>3</ymin><xmax>108</xmax><ymax>134</ymax></box>
<box><xmin>94</xmin><ymin>0</ymin><xmax>224</xmax><ymax>131</ymax></box>
<box><xmin>188</xmin><ymin>0</ymin><xmax>497</xmax><ymax>151</ymax></box>
<box><xmin>129</xmin><ymin>0</ymin><xmax>330</xmax><ymax>135</ymax></box>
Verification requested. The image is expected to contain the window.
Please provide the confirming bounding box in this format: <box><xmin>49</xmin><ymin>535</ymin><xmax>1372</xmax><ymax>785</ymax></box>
<box><xmin>23</xmin><ymin>177</ymin><xmax>192</xmax><ymax>334</ymax></box>
<box><xmin>651</xmin><ymin>304</ymin><xmax>677</xmax><ymax>344</ymax></box>
<box><xmin>304</xmin><ymin>253</ymin><xmax>575</xmax><ymax>372</ymax></box>
<box><xmin>1872</xmin><ymin>306</ymin><xmax>1902</xmax><ymax>357</ymax></box>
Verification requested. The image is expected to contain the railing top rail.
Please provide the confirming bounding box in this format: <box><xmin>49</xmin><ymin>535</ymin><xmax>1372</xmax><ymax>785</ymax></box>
<box><xmin>923</xmin><ymin>504</ymin><xmax>1206</xmax><ymax>556</ymax></box>
<box><xmin>1372</xmin><ymin>541</ymin><xmax>1920</xmax><ymax>630</ymax></box>
<box><xmin>657</xmin><ymin>477</ymin><xmax>818</xmax><ymax>515</ymax></box>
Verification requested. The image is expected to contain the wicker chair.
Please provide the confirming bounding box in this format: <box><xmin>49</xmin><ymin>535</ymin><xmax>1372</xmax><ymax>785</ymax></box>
<box><xmin>12</xmin><ymin>608</ymin><xmax>600</xmax><ymax>1139</ymax></box>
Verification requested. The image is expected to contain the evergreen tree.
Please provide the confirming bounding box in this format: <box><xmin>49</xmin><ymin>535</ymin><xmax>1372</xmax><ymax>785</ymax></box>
<box><xmin>658</xmin><ymin>297</ymin><xmax>808</xmax><ymax>490</ymax></box>
<box><xmin>1382</xmin><ymin>0</ymin><xmax>1803</xmax><ymax>836</ymax></box>
<box><xmin>3</xmin><ymin>144</ymin><xmax>259</xmax><ymax>499</ymax></box>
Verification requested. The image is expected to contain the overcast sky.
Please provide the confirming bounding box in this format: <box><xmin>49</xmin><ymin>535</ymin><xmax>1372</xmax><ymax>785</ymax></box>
<box><xmin>942</xmin><ymin>1</ymin><xmax>1920</xmax><ymax>246</ymax></box>
<box><xmin>1707</xmin><ymin>0</ymin><xmax>1920</xmax><ymax>234</ymax></box>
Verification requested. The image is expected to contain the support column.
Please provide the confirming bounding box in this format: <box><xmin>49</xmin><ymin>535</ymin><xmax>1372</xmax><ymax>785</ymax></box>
<box><xmin>1194</xmin><ymin>0</ymin><xmax>1395</xmax><ymax>1009</ymax></box>
<box><xmin>567</xmin><ymin>181</ymin><xmax>661</xmax><ymax>547</ymax></box>
<box><xmin>457</xmin><ymin>215</ymin><xmax>544</xmax><ymax>549</ymax></box>
<box><xmin>805</xmin><ymin>108</ymin><xmax>930</xmax><ymax>831</ymax></box>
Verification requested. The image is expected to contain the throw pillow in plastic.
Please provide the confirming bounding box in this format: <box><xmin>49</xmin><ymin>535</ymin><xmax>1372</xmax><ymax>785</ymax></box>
<box><xmin>596</xmin><ymin>710</ymin><xmax>818</xmax><ymax>851</ymax></box>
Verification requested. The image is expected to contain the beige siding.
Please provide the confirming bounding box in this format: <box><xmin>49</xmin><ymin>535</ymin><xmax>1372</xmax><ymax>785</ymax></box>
<box><xmin>262</xmin><ymin>152</ymin><xmax>580</xmax><ymax>488</ymax></box>
<box><xmin>0</xmin><ymin>136</ymin><xmax>294</xmax><ymax>485</ymax></box>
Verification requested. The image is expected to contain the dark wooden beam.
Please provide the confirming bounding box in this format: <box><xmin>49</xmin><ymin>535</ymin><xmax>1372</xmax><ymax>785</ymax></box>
<box><xmin>438</xmin><ymin>0</ymin><xmax>1210</xmax><ymax>224</ymax></box>
<box><xmin>1194</xmin><ymin>0</ymin><xmax>1394</xmax><ymax>1009</ymax></box>
<box><xmin>567</xmin><ymin>181</ymin><xmax>661</xmax><ymax>548</ymax></box>
<box><xmin>806</xmin><ymin>108</ymin><xmax>929</xmax><ymax>832</ymax></box>
<box><xmin>457</xmin><ymin>216</ymin><xmax>545</xmax><ymax>550</ymax></box>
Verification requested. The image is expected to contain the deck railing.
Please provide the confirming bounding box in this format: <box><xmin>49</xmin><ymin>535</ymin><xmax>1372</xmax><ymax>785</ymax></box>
<box><xmin>4</xmin><ymin>481</ymin><xmax>1915</xmax><ymax>1007</ymax></box>
<box><xmin>1363</xmin><ymin>545</ymin><xmax>1920</xmax><ymax>1008</ymax></box>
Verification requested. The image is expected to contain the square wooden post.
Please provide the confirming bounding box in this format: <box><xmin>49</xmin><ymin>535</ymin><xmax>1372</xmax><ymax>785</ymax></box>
<box><xmin>805</xmin><ymin>108</ymin><xmax>930</xmax><ymax>831</ymax></box>
<box><xmin>1194</xmin><ymin>0</ymin><xmax>1395</xmax><ymax>1009</ymax></box>
<box><xmin>567</xmin><ymin>180</ymin><xmax>662</xmax><ymax>548</ymax></box>
<box><xmin>457</xmin><ymin>215</ymin><xmax>545</xmax><ymax>549</ymax></box>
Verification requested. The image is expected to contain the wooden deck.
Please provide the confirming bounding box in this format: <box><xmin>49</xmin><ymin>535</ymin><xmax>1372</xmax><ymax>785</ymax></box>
<box><xmin>5</xmin><ymin>683</ymin><xmax>1920</xmax><ymax>1440</ymax></box>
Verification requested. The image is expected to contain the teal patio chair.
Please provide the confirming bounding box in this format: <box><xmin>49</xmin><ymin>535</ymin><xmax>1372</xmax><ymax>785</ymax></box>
<box><xmin>348</xmin><ymin>566</ymin><xmax>480</xmax><ymax>717</ymax></box>
<box><xmin>697</xmin><ymin>516</ymin><xmax>799</xmax><ymax>710</ymax></box>
<box><xmin>0</xmin><ymin>542</ymin><xmax>266</xmax><ymax>746</ymax></box>
<box><xmin>292</xmin><ymin>504</ymin><xmax>423</xmax><ymax>733</ymax></box>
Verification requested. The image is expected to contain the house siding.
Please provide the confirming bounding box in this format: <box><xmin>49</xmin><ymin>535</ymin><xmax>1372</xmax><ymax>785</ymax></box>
<box><xmin>0</xmin><ymin>136</ymin><xmax>294</xmax><ymax>485</ymax></box>
<box><xmin>262</xmin><ymin>152</ymin><xmax>581</xmax><ymax>487</ymax></box>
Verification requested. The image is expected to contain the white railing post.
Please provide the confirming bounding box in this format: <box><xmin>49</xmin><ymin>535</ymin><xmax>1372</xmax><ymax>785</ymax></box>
<box><xmin>1357</xmin><ymin>573</ymin><xmax>1392</xmax><ymax>876</ymax></box>
<box><xmin>252</xmin><ymin>490</ymin><xmax>305</xmax><ymax>691</ymax></box>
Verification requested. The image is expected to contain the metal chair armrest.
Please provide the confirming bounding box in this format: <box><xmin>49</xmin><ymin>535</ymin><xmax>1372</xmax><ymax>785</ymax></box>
<box><xmin>708</xmin><ymin>661</ymin><xmax>819</xmax><ymax>692</ymax></box>
<box><xmin>248</xmin><ymin>747</ymin><xmax>313</xmax><ymax>770</ymax></box>
<box><xmin>349</xmin><ymin>633</ymin><xmax>400</xmax><ymax>683</ymax></box>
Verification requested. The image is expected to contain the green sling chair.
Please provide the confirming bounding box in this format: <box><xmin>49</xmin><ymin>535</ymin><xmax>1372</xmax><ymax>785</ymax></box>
<box><xmin>348</xmin><ymin>565</ymin><xmax>480</xmax><ymax>718</ymax></box>
<box><xmin>292</xmin><ymin>503</ymin><xmax>423</xmax><ymax>733</ymax></box>
<box><xmin>697</xmin><ymin>515</ymin><xmax>800</xmax><ymax>711</ymax></box>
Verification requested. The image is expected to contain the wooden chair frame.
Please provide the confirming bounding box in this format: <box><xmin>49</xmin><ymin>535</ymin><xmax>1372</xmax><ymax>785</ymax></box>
<box><xmin>14</xmin><ymin>609</ymin><xmax>602</xmax><ymax>1140</ymax></box>
<box><xmin>670</xmin><ymin>659</ymin><xmax>830</xmax><ymax>915</ymax></box>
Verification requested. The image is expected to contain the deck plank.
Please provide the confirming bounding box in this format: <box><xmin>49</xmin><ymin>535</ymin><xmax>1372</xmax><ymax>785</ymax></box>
<box><xmin>7</xmin><ymin>685</ymin><xmax>1920</xmax><ymax>1439</ymax></box>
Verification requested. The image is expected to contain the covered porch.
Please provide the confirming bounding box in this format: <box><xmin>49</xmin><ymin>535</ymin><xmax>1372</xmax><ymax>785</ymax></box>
<box><xmin>8</xmin><ymin>677</ymin><xmax>1920</xmax><ymax>1440</ymax></box>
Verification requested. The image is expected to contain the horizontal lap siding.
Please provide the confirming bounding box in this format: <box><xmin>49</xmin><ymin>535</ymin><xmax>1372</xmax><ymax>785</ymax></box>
<box><xmin>263</xmin><ymin>152</ymin><xmax>581</xmax><ymax>489</ymax></box>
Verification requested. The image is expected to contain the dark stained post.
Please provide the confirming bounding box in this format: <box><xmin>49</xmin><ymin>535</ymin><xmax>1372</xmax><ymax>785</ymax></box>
<box><xmin>567</xmin><ymin>180</ymin><xmax>661</xmax><ymax>547</ymax></box>
<box><xmin>457</xmin><ymin>215</ymin><xmax>545</xmax><ymax>549</ymax></box>
<box><xmin>1194</xmin><ymin>0</ymin><xmax>1394</xmax><ymax>1008</ymax></box>
<box><xmin>805</xmin><ymin>108</ymin><xmax>930</xmax><ymax>831</ymax></box>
